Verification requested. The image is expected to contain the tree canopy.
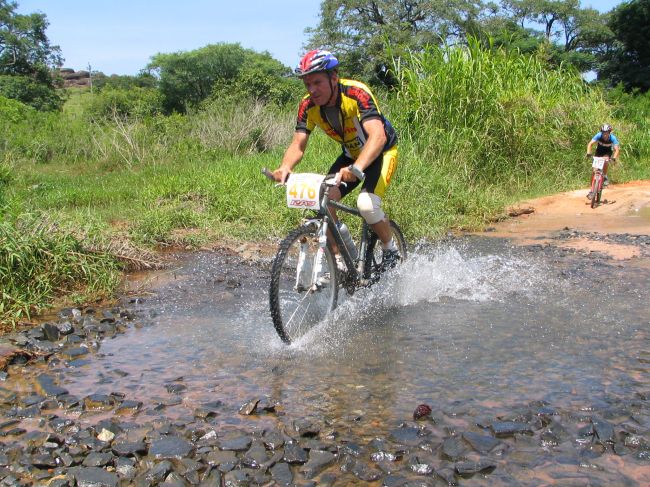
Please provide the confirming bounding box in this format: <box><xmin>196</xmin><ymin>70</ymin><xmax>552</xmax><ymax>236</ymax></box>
<box><xmin>147</xmin><ymin>43</ymin><xmax>296</xmax><ymax>113</ymax></box>
<box><xmin>597</xmin><ymin>0</ymin><xmax>650</xmax><ymax>92</ymax></box>
<box><xmin>0</xmin><ymin>0</ymin><xmax>62</xmax><ymax>109</ymax></box>
<box><xmin>305</xmin><ymin>0</ymin><xmax>614</xmax><ymax>83</ymax></box>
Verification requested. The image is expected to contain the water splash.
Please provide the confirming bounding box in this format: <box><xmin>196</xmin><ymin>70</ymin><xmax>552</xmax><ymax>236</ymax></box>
<box><xmin>283</xmin><ymin>241</ymin><xmax>547</xmax><ymax>354</ymax></box>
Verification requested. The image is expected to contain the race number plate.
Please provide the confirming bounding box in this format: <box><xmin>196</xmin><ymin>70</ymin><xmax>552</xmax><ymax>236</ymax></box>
<box><xmin>592</xmin><ymin>157</ymin><xmax>607</xmax><ymax>170</ymax></box>
<box><xmin>286</xmin><ymin>173</ymin><xmax>325</xmax><ymax>210</ymax></box>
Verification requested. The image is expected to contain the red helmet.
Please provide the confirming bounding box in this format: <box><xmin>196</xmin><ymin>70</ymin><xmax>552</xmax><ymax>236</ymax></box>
<box><xmin>295</xmin><ymin>50</ymin><xmax>339</xmax><ymax>77</ymax></box>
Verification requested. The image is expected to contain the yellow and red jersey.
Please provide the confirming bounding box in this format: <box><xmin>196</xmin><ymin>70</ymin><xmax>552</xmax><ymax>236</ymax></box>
<box><xmin>295</xmin><ymin>79</ymin><xmax>397</xmax><ymax>160</ymax></box>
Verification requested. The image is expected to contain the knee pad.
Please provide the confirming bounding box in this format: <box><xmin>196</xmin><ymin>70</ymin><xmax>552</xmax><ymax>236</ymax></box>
<box><xmin>357</xmin><ymin>192</ymin><xmax>385</xmax><ymax>225</ymax></box>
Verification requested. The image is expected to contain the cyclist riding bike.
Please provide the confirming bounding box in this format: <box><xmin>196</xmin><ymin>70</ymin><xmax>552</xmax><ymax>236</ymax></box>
<box><xmin>271</xmin><ymin>49</ymin><xmax>401</xmax><ymax>269</ymax></box>
<box><xmin>586</xmin><ymin>123</ymin><xmax>620</xmax><ymax>199</ymax></box>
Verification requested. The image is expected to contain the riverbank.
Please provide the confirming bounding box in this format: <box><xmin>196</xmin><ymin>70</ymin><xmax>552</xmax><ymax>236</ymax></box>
<box><xmin>476</xmin><ymin>180</ymin><xmax>650</xmax><ymax>262</ymax></box>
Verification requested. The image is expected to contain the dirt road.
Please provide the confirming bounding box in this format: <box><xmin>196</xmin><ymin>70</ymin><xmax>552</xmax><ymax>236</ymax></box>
<box><xmin>478</xmin><ymin>180</ymin><xmax>650</xmax><ymax>261</ymax></box>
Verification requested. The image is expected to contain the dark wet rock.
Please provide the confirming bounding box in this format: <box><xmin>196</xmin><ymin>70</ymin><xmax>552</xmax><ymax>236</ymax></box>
<box><xmin>219</xmin><ymin>435</ymin><xmax>251</xmax><ymax>452</ymax></box>
<box><xmin>455</xmin><ymin>459</ymin><xmax>497</xmax><ymax>476</ymax></box>
<box><xmin>441</xmin><ymin>436</ymin><xmax>467</xmax><ymax>461</ymax></box>
<box><xmin>490</xmin><ymin>421</ymin><xmax>533</xmax><ymax>437</ymax></box>
<box><xmin>41</xmin><ymin>323</ymin><xmax>61</xmax><ymax>342</ymax></box>
<box><xmin>283</xmin><ymin>442</ymin><xmax>308</xmax><ymax>464</ymax></box>
<box><xmin>200</xmin><ymin>467</ymin><xmax>223</xmax><ymax>485</ymax></box>
<box><xmin>57</xmin><ymin>320</ymin><xmax>74</xmax><ymax>335</ymax></box>
<box><xmin>389</xmin><ymin>426</ymin><xmax>422</xmax><ymax>446</ymax></box>
<box><xmin>591</xmin><ymin>416</ymin><xmax>615</xmax><ymax>444</ymax></box>
<box><xmin>71</xmin><ymin>466</ymin><xmax>118</xmax><ymax>487</ymax></box>
<box><xmin>238</xmin><ymin>398</ymin><xmax>260</xmax><ymax>416</ymax></box>
<box><xmin>301</xmin><ymin>449</ymin><xmax>336</xmax><ymax>478</ymax></box>
<box><xmin>145</xmin><ymin>459</ymin><xmax>173</xmax><ymax>483</ymax></box>
<box><xmin>462</xmin><ymin>431</ymin><xmax>500</xmax><ymax>453</ymax></box>
<box><xmin>350</xmin><ymin>459</ymin><xmax>382</xmax><ymax>481</ymax></box>
<box><xmin>165</xmin><ymin>383</ymin><xmax>187</xmax><ymax>394</ymax></box>
<box><xmin>31</xmin><ymin>453</ymin><xmax>58</xmax><ymax>468</ymax></box>
<box><xmin>82</xmin><ymin>451</ymin><xmax>114</xmax><ymax>467</ymax></box>
<box><xmin>242</xmin><ymin>442</ymin><xmax>269</xmax><ymax>468</ymax></box>
<box><xmin>270</xmin><ymin>461</ymin><xmax>293</xmax><ymax>486</ymax></box>
<box><xmin>14</xmin><ymin>405</ymin><xmax>40</xmax><ymax>418</ymax></box>
<box><xmin>83</xmin><ymin>394</ymin><xmax>115</xmax><ymax>411</ymax></box>
<box><xmin>262</xmin><ymin>430</ymin><xmax>284</xmax><ymax>450</ymax></box>
<box><xmin>413</xmin><ymin>403</ymin><xmax>432</xmax><ymax>421</ymax></box>
<box><xmin>205</xmin><ymin>449</ymin><xmax>238</xmax><ymax>467</ymax></box>
<box><xmin>115</xmin><ymin>400</ymin><xmax>142</xmax><ymax>415</ymax></box>
<box><xmin>57</xmin><ymin>393</ymin><xmax>80</xmax><ymax>409</ymax></box>
<box><xmin>292</xmin><ymin>419</ymin><xmax>320</xmax><ymax>437</ymax></box>
<box><xmin>436</xmin><ymin>467</ymin><xmax>458</xmax><ymax>485</ymax></box>
<box><xmin>62</xmin><ymin>347</ymin><xmax>89</xmax><ymax>359</ymax></box>
<box><xmin>112</xmin><ymin>440</ymin><xmax>147</xmax><ymax>457</ymax></box>
<box><xmin>149</xmin><ymin>436</ymin><xmax>194</xmax><ymax>459</ymax></box>
<box><xmin>382</xmin><ymin>474</ymin><xmax>409</xmax><ymax>487</ymax></box>
<box><xmin>35</xmin><ymin>374</ymin><xmax>69</xmax><ymax>397</ymax></box>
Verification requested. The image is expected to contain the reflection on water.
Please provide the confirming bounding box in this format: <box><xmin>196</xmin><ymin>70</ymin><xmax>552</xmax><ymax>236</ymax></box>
<box><xmin>40</xmin><ymin>237</ymin><xmax>650</xmax><ymax>481</ymax></box>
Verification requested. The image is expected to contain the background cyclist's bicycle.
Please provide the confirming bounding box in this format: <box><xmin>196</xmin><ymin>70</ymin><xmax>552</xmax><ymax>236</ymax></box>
<box><xmin>263</xmin><ymin>170</ymin><xmax>407</xmax><ymax>344</ymax></box>
<box><xmin>587</xmin><ymin>156</ymin><xmax>610</xmax><ymax>209</ymax></box>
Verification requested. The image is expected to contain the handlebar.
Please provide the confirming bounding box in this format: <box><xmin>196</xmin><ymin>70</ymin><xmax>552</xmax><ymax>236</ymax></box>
<box><xmin>261</xmin><ymin>168</ymin><xmax>346</xmax><ymax>187</ymax></box>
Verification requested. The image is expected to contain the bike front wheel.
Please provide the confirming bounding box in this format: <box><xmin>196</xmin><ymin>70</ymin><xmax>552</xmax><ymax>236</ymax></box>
<box><xmin>269</xmin><ymin>225</ymin><xmax>339</xmax><ymax>344</ymax></box>
<box><xmin>363</xmin><ymin>220</ymin><xmax>408</xmax><ymax>282</ymax></box>
<box><xmin>591</xmin><ymin>173</ymin><xmax>601</xmax><ymax>208</ymax></box>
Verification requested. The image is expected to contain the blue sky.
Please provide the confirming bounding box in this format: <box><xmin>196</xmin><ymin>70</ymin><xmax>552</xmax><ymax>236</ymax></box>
<box><xmin>18</xmin><ymin>0</ymin><xmax>620</xmax><ymax>76</ymax></box>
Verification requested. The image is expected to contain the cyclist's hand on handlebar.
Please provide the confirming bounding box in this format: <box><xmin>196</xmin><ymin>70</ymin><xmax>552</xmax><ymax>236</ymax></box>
<box><xmin>271</xmin><ymin>167</ymin><xmax>290</xmax><ymax>183</ymax></box>
<box><xmin>337</xmin><ymin>166</ymin><xmax>359</xmax><ymax>183</ymax></box>
<box><xmin>585</xmin><ymin>153</ymin><xmax>592</xmax><ymax>159</ymax></box>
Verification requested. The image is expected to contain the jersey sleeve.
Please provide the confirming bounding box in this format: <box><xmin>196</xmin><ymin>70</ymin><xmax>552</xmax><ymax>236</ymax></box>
<box><xmin>295</xmin><ymin>97</ymin><xmax>315</xmax><ymax>134</ymax></box>
<box><xmin>611</xmin><ymin>134</ymin><xmax>620</xmax><ymax>145</ymax></box>
<box><xmin>591</xmin><ymin>132</ymin><xmax>602</xmax><ymax>141</ymax></box>
<box><xmin>346</xmin><ymin>84</ymin><xmax>382</xmax><ymax>123</ymax></box>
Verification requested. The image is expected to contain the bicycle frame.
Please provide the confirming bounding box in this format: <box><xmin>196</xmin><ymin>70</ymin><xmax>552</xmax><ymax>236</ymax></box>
<box><xmin>308</xmin><ymin>181</ymin><xmax>373</xmax><ymax>287</ymax></box>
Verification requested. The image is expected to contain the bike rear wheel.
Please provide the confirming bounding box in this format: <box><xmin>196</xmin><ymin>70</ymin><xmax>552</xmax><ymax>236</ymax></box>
<box><xmin>269</xmin><ymin>225</ymin><xmax>338</xmax><ymax>344</ymax></box>
<box><xmin>363</xmin><ymin>220</ymin><xmax>408</xmax><ymax>282</ymax></box>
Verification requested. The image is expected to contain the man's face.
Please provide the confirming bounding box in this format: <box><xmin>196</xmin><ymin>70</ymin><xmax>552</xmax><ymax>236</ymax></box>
<box><xmin>602</xmin><ymin>131</ymin><xmax>611</xmax><ymax>140</ymax></box>
<box><xmin>302</xmin><ymin>71</ymin><xmax>338</xmax><ymax>106</ymax></box>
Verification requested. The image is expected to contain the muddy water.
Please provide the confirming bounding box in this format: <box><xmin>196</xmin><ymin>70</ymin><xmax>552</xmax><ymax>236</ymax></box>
<box><xmin>8</xmin><ymin>236</ymin><xmax>650</xmax><ymax>484</ymax></box>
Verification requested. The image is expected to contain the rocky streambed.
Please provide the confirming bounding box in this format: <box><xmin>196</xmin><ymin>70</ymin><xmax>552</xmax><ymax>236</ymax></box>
<box><xmin>0</xmin><ymin>235</ymin><xmax>649</xmax><ymax>486</ymax></box>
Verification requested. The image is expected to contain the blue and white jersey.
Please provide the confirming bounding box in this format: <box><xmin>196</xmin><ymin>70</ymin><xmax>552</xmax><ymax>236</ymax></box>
<box><xmin>592</xmin><ymin>132</ymin><xmax>619</xmax><ymax>146</ymax></box>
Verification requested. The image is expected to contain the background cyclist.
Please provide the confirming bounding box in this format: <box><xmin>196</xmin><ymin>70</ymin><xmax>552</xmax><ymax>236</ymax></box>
<box><xmin>271</xmin><ymin>50</ymin><xmax>401</xmax><ymax>268</ymax></box>
<box><xmin>586</xmin><ymin>123</ymin><xmax>620</xmax><ymax>198</ymax></box>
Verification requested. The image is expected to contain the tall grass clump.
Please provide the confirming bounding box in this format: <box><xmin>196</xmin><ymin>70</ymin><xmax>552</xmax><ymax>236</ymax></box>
<box><xmin>0</xmin><ymin>215</ymin><xmax>121</xmax><ymax>327</ymax></box>
<box><xmin>381</xmin><ymin>39</ymin><xmax>617</xmax><ymax>233</ymax></box>
<box><xmin>391</xmin><ymin>39</ymin><xmax>609</xmax><ymax>186</ymax></box>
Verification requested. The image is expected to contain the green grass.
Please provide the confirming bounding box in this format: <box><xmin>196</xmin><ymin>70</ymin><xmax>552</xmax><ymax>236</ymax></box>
<box><xmin>1</xmin><ymin>41</ymin><xmax>649</xmax><ymax>327</ymax></box>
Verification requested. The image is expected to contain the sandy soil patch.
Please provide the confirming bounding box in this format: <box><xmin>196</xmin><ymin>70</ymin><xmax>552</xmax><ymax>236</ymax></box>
<box><xmin>478</xmin><ymin>180</ymin><xmax>650</xmax><ymax>260</ymax></box>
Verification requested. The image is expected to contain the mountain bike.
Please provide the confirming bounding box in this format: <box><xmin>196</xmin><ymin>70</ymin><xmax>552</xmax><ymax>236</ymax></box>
<box><xmin>263</xmin><ymin>169</ymin><xmax>407</xmax><ymax>344</ymax></box>
<box><xmin>588</xmin><ymin>156</ymin><xmax>609</xmax><ymax>209</ymax></box>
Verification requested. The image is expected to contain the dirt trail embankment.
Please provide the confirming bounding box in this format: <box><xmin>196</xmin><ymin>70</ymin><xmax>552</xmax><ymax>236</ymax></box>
<box><xmin>478</xmin><ymin>180</ymin><xmax>650</xmax><ymax>261</ymax></box>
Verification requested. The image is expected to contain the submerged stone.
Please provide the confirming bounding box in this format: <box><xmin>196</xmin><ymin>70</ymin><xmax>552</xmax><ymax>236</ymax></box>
<box><xmin>149</xmin><ymin>436</ymin><xmax>194</xmax><ymax>459</ymax></box>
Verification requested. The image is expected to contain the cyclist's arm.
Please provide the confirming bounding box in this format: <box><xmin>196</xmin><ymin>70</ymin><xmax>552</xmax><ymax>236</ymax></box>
<box><xmin>586</xmin><ymin>139</ymin><xmax>596</xmax><ymax>155</ymax></box>
<box><xmin>274</xmin><ymin>131</ymin><xmax>309</xmax><ymax>182</ymax></box>
<box><xmin>613</xmin><ymin>144</ymin><xmax>620</xmax><ymax>159</ymax></box>
<box><xmin>340</xmin><ymin>118</ymin><xmax>386</xmax><ymax>182</ymax></box>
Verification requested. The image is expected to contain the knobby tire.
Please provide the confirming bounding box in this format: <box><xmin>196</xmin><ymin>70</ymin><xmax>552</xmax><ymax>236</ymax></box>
<box><xmin>269</xmin><ymin>226</ymin><xmax>338</xmax><ymax>344</ymax></box>
<box><xmin>591</xmin><ymin>173</ymin><xmax>601</xmax><ymax>209</ymax></box>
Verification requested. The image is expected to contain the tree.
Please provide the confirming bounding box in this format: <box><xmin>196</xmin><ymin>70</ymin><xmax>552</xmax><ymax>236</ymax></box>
<box><xmin>0</xmin><ymin>1</ymin><xmax>62</xmax><ymax>109</ymax></box>
<box><xmin>147</xmin><ymin>43</ymin><xmax>292</xmax><ymax>113</ymax></box>
<box><xmin>305</xmin><ymin>0</ymin><xmax>487</xmax><ymax>84</ymax></box>
<box><xmin>0</xmin><ymin>0</ymin><xmax>62</xmax><ymax>81</ymax></box>
<box><xmin>598</xmin><ymin>0</ymin><xmax>650</xmax><ymax>92</ymax></box>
